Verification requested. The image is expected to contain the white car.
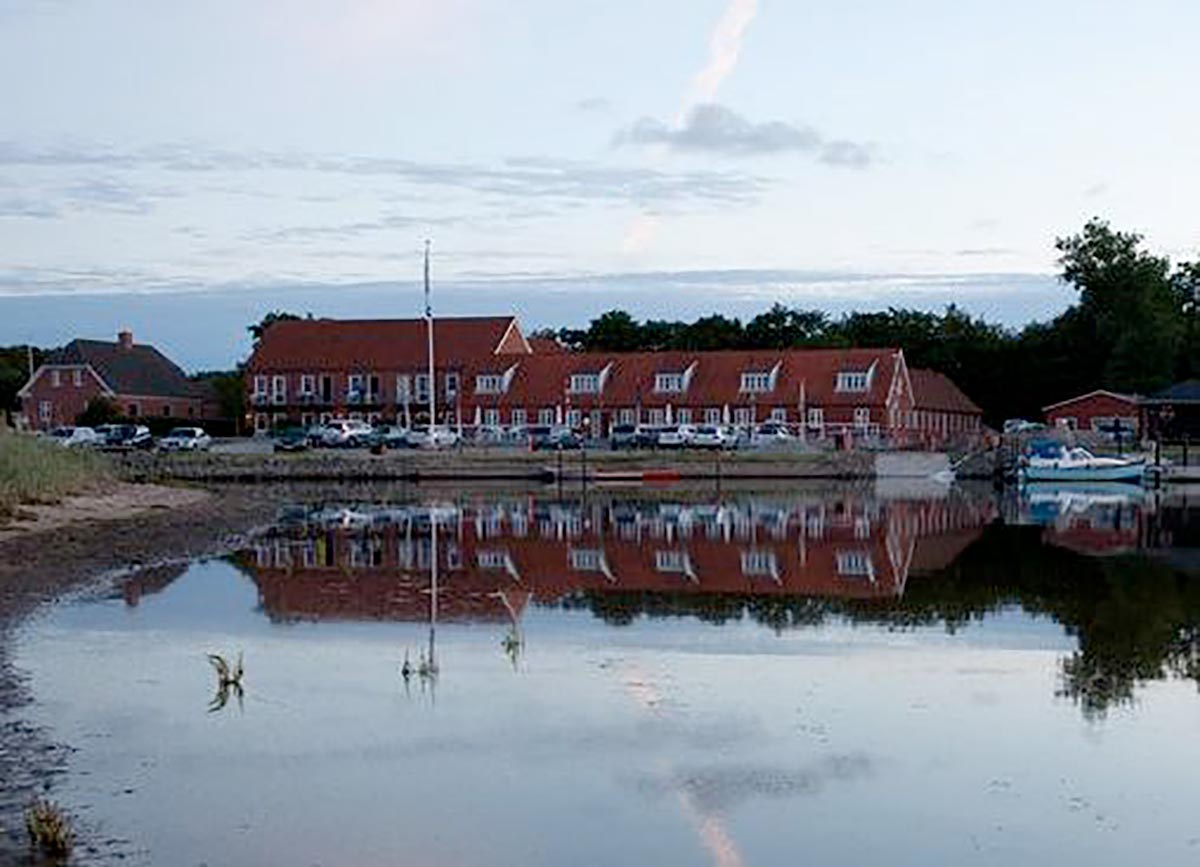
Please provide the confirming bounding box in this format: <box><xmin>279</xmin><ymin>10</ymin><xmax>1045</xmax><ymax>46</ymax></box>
<box><xmin>750</xmin><ymin>422</ymin><xmax>794</xmax><ymax>446</ymax></box>
<box><xmin>657</xmin><ymin>424</ymin><xmax>697</xmax><ymax>448</ymax></box>
<box><xmin>406</xmin><ymin>426</ymin><xmax>460</xmax><ymax>449</ymax></box>
<box><xmin>48</xmin><ymin>426</ymin><xmax>102</xmax><ymax>448</ymax></box>
<box><xmin>692</xmin><ymin>424</ymin><xmax>736</xmax><ymax>449</ymax></box>
<box><xmin>158</xmin><ymin>427</ymin><xmax>212</xmax><ymax>452</ymax></box>
<box><xmin>320</xmin><ymin>419</ymin><xmax>374</xmax><ymax>447</ymax></box>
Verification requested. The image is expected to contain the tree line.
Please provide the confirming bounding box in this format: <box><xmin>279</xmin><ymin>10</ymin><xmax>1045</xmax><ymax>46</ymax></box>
<box><xmin>2</xmin><ymin>219</ymin><xmax>1196</xmax><ymax>428</ymax></box>
<box><xmin>535</xmin><ymin>219</ymin><xmax>1199</xmax><ymax>426</ymax></box>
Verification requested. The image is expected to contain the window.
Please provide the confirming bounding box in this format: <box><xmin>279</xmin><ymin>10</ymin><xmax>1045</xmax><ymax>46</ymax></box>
<box><xmin>836</xmin><ymin>371</ymin><xmax>869</xmax><ymax>392</ymax></box>
<box><xmin>483</xmin><ymin>408</ymin><xmax>500</xmax><ymax>426</ymax></box>
<box><xmin>566</xmin><ymin>408</ymin><xmax>582</xmax><ymax>428</ymax></box>
<box><xmin>272</xmin><ymin>375</ymin><xmax>287</xmax><ymax>404</ymax></box>
<box><xmin>740</xmin><ymin>371</ymin><xmax>771</xmax><ymax>393</ymax></box>
<box><xmin>836</xmin><ymin>550</ymin><xmax>873</xmax><ymax>578</ymax></box>
<box><xmin>538</xmin><ymin>408</ymin><xmax>556</xmax><ymax>425</ymax></box>
<box><xmin>648</xmin><ymin>408</ymin><xmax>666</xmax><ymax>425</ymax></box>
<box><xmin>415</xmin><ymin>373</ymin><xmax>430</xmax><ymax>401</ymax></box>
<box><xmin>618</xmin><ymin>408</ymin><xmax>635</xmax><ymax>425</ymax></box>
<box><xmin>128</xmin><ymin>403</ymin><xmax>139</xmax><ymax>417</ymax></box>
<box><xmin>770</xmin><ymin>407</ymin><xmax>787</xmax><ymax>422</ymax></box>
<box><xmin>396</xmin><ymin>374</ymin><xmax>411</xmax><ymax>402</ymax></box>
<box><xmin>445</xmin><ymin>372</ymin><xmax>459</xmax><ymax>397</ymax></box>
<box><xmin>705</xmin><ymin>407</ymin><xmax>722</xmax><ymax>424</ymax></box>
<box><xmin>300</xmin><ymin>374</ymin><xmax>315</xmax><ymax>395</ymax></box>
<box><xmin>740</xmin><ymin>549</ymin><xmax>779</xmax><ymax>578</ymax></box>
<box><xmin>511</xmin><ymin>408</ymin><xmax>527</xmax><ymax>427</ymax></box>
<box><xmin>569</xmin><ymin>548</ymin><xmax>605</xmax><ymax>571</ymax></box>
<box><xmin>253</xmin><ymin>375</ymin><xmax>267</xmax><ymax>396</ymax></box>
<box><xmin>478</xmin><ymin>549</ymin><xmax>509</xmax><ymax>569</ymax></box>
<box><xmin>733</xmin><ymin>407</ymin><xmax>752</xmax><ymax>425</ymax></box>
<box><xmin>854</xmin><ymin>407</ymin><xmax>871</xmax><ymax>427</ymax></box>
<box><xmin>254</xmin><ymin>413</ymin><xmax>268</xmax><ymax>432</ymax></box>
<box><xmin>72</xmin><ymin>369</ymin><xmax>83</xmax><ymax>387</ymax></box>
<box><xmin>188</xmin><ymin>406</ymin><xmax>195</xmax><ymax>417</ymax></box>
<box><xmin>162</xmin><ymin>405</ymin><xmax>171</xmax><ymax>417</ymax></box>
<box><xmin>50</xmin><ymin>370</ymin><xmax>61</xmax><ymax>388</ymax></box>
<box><xmin>347</xmin><ymin>374</ymin><xmax>364</xmax><ymax>401</ymax></box>
<box><xmin>655</xmin><ymin>549</ymin><xmax>688</xmax><ymax>573</ymax></box>
<box><xmin>301</xmin><ymin>413</ymin><xmax>314</xmax><ymax>427</ymax></box>
<box><xmin>39</xmin><ymin>400</ymin><xmax>52</xmax><ymax>421</ymax></box>
<box><xmin>569</xmin><ymin>373</ymin><xmax>601</xmax><ymax>394</ymax></box>
<box><xmin>807</xmin><ymin>407</ymin><xmax>824</xmax><ymax>428</ymax></box>
<box><xmin>655</xmin><ymin>372</ymin><xmax>684</xmax><ymax>393</ymax></box>
<box><xmin>475</xmin><ymin>373</ymin><xmax>504</xmax><ymax>394</ymax></box>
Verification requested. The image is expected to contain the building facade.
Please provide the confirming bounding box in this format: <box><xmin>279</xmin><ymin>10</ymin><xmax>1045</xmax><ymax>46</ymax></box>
<box><xmin>246</xmin><ymin>315</ymin><xmax>922</xmax><ymax>443</ymax></box>
<box><xmin>1043</xmin><ymin>390</ymin><xmax>1140</xmax><ymax>437</ymax></box>
<box><xmin>908</xmin><ymin>368</ymin><xmax>986</xmax><ymax>447</ymax></box>
<box><xmin>18</xmin><ymin>331</ymin><xmax>208</xmax><ymax>430</ymax></box>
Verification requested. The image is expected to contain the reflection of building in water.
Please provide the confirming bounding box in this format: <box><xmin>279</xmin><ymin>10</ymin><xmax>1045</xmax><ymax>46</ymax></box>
<box><xmin>243</xmin><ymin>496</ymin><xmax>997</xmax><ymax>624</ymax></box>
<box><xmin>116</xmin><ymin>563</ymin><xmax>189</xmax><ymax>607</ymax></box>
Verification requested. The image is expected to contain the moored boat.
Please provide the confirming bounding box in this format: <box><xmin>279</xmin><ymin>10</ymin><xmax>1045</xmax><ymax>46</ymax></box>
<box><xmin>1019</xmin><ymin>441</ymin><xmax>1146</xmax><ymax>484</ymax></box>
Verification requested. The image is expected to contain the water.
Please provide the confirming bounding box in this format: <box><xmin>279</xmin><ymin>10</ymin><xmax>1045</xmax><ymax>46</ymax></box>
<box><xmin>14</xmin><ymin>484</ymin><xmax>1200</xmax><ymax>866</ymax></box>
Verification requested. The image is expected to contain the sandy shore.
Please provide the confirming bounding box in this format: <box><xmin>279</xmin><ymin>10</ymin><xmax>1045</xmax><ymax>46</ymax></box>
<box><xmin>0</xmin><ymin>482</ymin><xmax>209</xmax><ymax>544</ymax></box>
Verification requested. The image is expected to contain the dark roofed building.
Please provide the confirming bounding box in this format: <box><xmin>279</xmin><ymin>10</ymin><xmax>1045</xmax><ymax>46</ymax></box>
<box><xmin>18</xmin><ymin>330</ymin><xmax>210</xmax><ymax>430</ymax></box>
<box><xmin>908</xmin><ymin>368</ymin><xmax>985</xmax><ymax>446</ymax></box>
<box><xmin>1142</xmin><ymin>379</ymin><xmax>1200</xmax><ymax>439</ymax></box>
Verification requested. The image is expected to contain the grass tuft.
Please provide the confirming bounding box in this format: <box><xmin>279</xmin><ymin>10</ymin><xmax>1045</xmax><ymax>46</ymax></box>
<box><xmin>0</xmin><ymin>433</ymin><xmax>111</xmax><ymax>521</ymax></box>
<box><xmin>25</xmin><ymin>798</ymin><xmax>74</xmax><ymax>857</ymax></box>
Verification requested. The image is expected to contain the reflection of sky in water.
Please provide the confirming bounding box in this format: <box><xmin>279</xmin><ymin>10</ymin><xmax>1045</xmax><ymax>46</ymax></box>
<box><xmin>16</xmin><ymin>498</ymin><xmax>1200</xmax><ymax>867</ymax></box>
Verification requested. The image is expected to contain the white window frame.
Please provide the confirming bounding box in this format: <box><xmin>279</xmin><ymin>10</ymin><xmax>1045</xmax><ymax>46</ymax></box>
<box><xmin>475</xmin><ymin>373</ymin><xmax>504</xmax><ymax>395</ymax></box>
<box><xmin>253</xmin><ymin>375</ymin><xmax>267</xmax><ymax>397</ymax></box>
<box><xmin>511</xmin><ymin>408</ymin><xmax>527</xmax><ymax>427</ymax></box>
<box><xmin>569</xmin><ymin>373</ymin><xmax>601</xmax><ymax>394</ymax></box>
<box><xmin>740</xmin><ymin>371</ymin><xmax>771</xmax><ymax>393</ymax></box>
<box><xmin>483</xmin><ymin>408</ymin><xmax>500</xmax><ymax>426</ymax></box>
<box><xmin>50</xmin><ymin>370</ymin><xmax>61</xmax><ymax>388</ymax></box>
<box><xmin>415</xmin><ymin>373</ymin><xmax>430</xmax><ymax>401</ymax></box>
<box><xmin>72</xmin><ymin>369</ymin><xmax>83</xmax><ymax>387</ymax></box>
<box><xmin>676</xmin><ymin>407</ymin><xmax>693</xmax><ymax>424</ymax></box>
<box><xmin>39</xmin><ymin>400</ymin><xmax>52</xmax><ymax>421</ymax></box>
<box><xmin>569</xmin><ymin>548</ymin><xmax>605</xmax><ymax>571</ymax></box>
<box><xmin>704</xmin><ymin>407</ymin><xmax>722</xmax><ymax>424</ymax></box>
<box><xmin>299</xmin><ymin>374</ymin><xmax>315</xmax><ymax>395</ymax></box>
<box><xmin>618</xmin><ymin>408</ymin><xmax>635</xmax><ymax>425</ymax></box>
<box><xmin>733</xmin><ymin>407</ymin><xmax>752</xmax><ymax>426</ymax></box>
<box><xmin>854</xmin><ymin>407</ymin><xmax>871</xmax><ymax>427</ymax></box>
<box><xmin>807</xmin><ymin>407</ymin><xmax>824</xmax><ymax>428</ymax></box>
<box><xmin>836</xmin><ymin>549</ymin><xmax>874</xmax><ymax>578</ymax></box>
<box><xmin>445</xmin><ymin>372</ymin><xmax>459</xmax><ymax>397</ymax></box>
<box><xmin>272</xmin><ymin>375</ymin><xmax>287</xmax><ymax>404</ymax></box>
<box><xmin>836</xmin><ymin>371</ymin><xmax>870</xmax><ymax>392</ymax></box>
<box><xmin>538</xmin><ymin>408</ymin><xmax>556</xmax><ymax>425</ymax></box>
<box><xmin>566</xmin><ymin>408</ymin><xmax>582</xmax><ymax>428</ymax></box>
<box><xmin>770</xmin><ymin>407</ymin><xmax>787</xmax><ymax>422</ymax></box>
<box><xmin>648</xmin><ymin>408</ymin><xmax>666</xmax><ymax>425</ymax></box>
<box><xmin>654</xmin><ymin>372</ymin><xmax>684</xmax><ymax>393</ymax></box>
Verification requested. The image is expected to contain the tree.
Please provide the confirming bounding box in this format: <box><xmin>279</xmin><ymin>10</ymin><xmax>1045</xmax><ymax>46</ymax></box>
<box><xmin>0</xmin><ymin>345</ymin><xmax>42</xmax><ymax>413</ymax></box>
<box><xmin>1172</xmin><ymin>261</ymin><xmax>1200</xmax><ymax>380</ymax></box>
<box><xmin>248</xmin><ymin>311</ymin><xmax>305</xmax><ymax>346</ymax></box>
<box><xmin>583</xmin><ymin>310</ymin><xmax>642</xmax><ymax>352</ymax></box>
<box><xmin>1055</xmin><ymin>219</ymin><xmax>1180</xmax><ymax>393</ymax></box>
<box><xmin>76</xmin><ymin>396</ymin><xmax>122</xmax><ymax>426</ymax></box>
<box><xmin>678</xmin><ymin>314</ymin><xmax>745</xmax><ymax>350</ymax></box>
<box><xmin>194</xmin><ymin>370</ymin><xmax>245</xmax><ymax>433</ymax></box>
<box><xmin>744</xmin><ymin>304</ymin><xmax>829</xmax><ymax>349</ymax></box>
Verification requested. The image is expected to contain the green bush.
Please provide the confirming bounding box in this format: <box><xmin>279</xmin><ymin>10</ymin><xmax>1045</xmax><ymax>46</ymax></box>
<box><xmin>0</xmin><ymin>433</ymin><xmax>111</xmax><ymax>520</ymax></box>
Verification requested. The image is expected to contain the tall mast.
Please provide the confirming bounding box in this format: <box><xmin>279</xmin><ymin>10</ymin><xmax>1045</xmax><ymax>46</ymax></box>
<box><xmin>424</xmin><ymin>239</ymin><xmax>436</xmax><ymax>430</ymax></box>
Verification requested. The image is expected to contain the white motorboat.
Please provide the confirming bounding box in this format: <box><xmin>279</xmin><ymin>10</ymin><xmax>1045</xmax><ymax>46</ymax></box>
<box><xmin>1019</xmin><ymin>442</ymin><xmax>1145</xmax><ymax>484</ymax></box>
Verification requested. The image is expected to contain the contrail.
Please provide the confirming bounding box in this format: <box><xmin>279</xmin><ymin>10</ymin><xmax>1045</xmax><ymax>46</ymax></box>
<box><xmin>682</xmin><ymin>0</ymin><xmax>759</xmax><ymax>117</ymax></box>
<box><xmin>624</xmin><ymin>0</ymin><xmax>759</xmax><ymax>255</ymax></box>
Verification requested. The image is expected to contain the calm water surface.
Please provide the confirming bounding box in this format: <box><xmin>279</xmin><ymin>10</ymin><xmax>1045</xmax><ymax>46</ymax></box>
<box><xmin>15</xmin><ymin>484</ymin><xmax>1200</xmax><ymax>866</ymax></box>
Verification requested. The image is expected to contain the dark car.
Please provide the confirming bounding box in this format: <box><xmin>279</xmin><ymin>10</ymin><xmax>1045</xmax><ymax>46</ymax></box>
<box><xmin>529</xmin><ymin>425</ymin><xmax>581</xmax><ymax>451</ymax></box>
<box><xmin>634</xmin><ymin>425</ymin><xmax>662</xmax><ymax>449</ymax></box>
<box><xmin>105</xmin><ymin>424</ymin><xmax>154</xmax><ymax>451</ymax></box>
<box><xmin>273</xmin><ymin>426</ymin><xmax>311</xmax><ymax>453</ymax></box>
<box><xmin>609</xmin><ymin>423</ymin><xmax>639</xmax><ymax>450</ymax></box>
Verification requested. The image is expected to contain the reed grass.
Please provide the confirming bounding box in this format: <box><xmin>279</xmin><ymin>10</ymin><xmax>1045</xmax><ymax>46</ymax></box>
<box><xmin>25</xmin><ymin>798</ymin><xmax>74</xmax><ymax>857</ymax></box>
<box><xmin>0</xmin><ymin>433</ymin><xmax>111</xmax><ymax>520</ymax></box>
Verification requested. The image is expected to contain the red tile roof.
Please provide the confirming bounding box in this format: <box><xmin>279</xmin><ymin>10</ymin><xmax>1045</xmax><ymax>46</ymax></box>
<box><xmin>468</xmin><ymin>347</ymin><xmax>904</xmax><ymax>409</ymax></box>
<box><xmin>909</xmin><ymin>368</ymin><xmax>982</xmax><ymax>415</ymax></box>
<box><xmin>246</xmin><ymin>316</ymin><xmax>522</xmax><ymax>371</ymax></box>
<box><xmin>527</xmin><ymin>336</ymin><xmax>567</xmax><ymax>354</ymax></box>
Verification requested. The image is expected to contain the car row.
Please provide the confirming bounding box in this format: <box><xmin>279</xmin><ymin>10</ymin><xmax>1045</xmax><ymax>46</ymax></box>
<box><xmin>44</xmin><ymin>424</ymin><xmax>212</xmax><ymax>452</ymax></box>
<box><xmin>272</xmin><ymin>420</ymin><xmax>463</xmax><ymax>452</ymax></box>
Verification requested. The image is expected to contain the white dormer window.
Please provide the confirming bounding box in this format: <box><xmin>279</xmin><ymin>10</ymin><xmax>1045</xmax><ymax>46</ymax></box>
<box><xmin>655</xmin><ymin>372</ymin><xmax>684</xmax><ymax>393</ymax></box>
<box><xmin>570</xmin><ymin>372</ymin><xmax>601</xmax><ymax>394</ymax></box>
<box><xmin>475</xmin><ymin>373</ymin><xmax>504</xmax><ymax>394</ymax></box>
<box><xmin>836</xmin><ymin>371</ymin><xmax>870</xmax><ymax>392</ymax></box>
<box><xmin>740</xmin><ymin>371</ymin><xmax>772</xmax><ymax>393</ymax></box>
<box><xmin>50</xmin><ymin>370</ymin><xmax>61</xmax><ymax>388</ymax></box>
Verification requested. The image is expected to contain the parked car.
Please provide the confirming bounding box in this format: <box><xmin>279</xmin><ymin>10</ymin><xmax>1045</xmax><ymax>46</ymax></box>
<box><xmin>375</xmin><ymin>425</ymin><xmax>414</xmax><ymax>449</ymax></box>
<box><xmin>634</xmin><ymin>425</ymin><xmax>663</xmax><ymax>449</ymax></box>
<box><xmin>406</xmin><ymin>425</ymin><xmax>460</xmax><ymax>449</ymax></box>
<box><xmin>750</xmin><ymin>422</ymin><xmax>794</xmax><ymax>446</ymax></box>
<box><xmin>105</xmin><ymin>424</ymin><xmax>154</xmax><ymax>450</ymax></box>
<box><xmin>319</xmin><ymin>419</ymin><xmax>374</xmax><ymax>448</ymax></box>
<box><xmin>657</xmin><ymin>424</ymin><xmax>697</xmax><ymax>448</ymax></box>
<box><xmin>609</xmin><ymin>423</ymin><xmax>639</xmax><ymax>450</ymax></box>
<box><xmin>158</xmin><ymin>427</ymin><xmax>212</xmax><ymax>452</ymax></box>
<box><xmin>273</xmin><ymin>426</ymin><xmax>311</xmax><ymax>453</ymax></box>
<box><xmin>529</xmin><ymin>425</ymin><xmax>581</xmax><ymax>451</ymax></box>
<box><xmin>1003</xmin><ymin>419</ymin><xmax>1047</xmax><ymax>434</ymax></box>
<box><xmin>473</xmin><ymin>424</ymin><xmax>509</xmax><ymax>444</ymax></box>
<box><xmin>48</xmin><ymin>426</ymin><xmax>103</xmax><ymax>448</ymax></box>
<box><xmin>692</xmin><ymin>424</ymin><xmax>736</xmax><ymax>450</ymax></box>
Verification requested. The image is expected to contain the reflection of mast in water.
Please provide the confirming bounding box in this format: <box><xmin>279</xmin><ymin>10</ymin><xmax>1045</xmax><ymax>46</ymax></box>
<box><xmin>427</xmin><ymin>507</ymin><xmax>439</xmax><ymax>678</ymax></box>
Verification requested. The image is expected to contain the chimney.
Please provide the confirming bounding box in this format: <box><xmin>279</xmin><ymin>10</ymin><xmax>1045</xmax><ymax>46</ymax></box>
<box><xmin>118</xmin><ymin>330</ymin><xmax>133</xmax><ymax>350</ymax></box>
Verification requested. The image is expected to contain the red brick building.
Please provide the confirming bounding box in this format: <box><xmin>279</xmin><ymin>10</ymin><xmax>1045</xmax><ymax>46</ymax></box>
<box><xmin>246</xmin><ymin>315</ymin><xmax>919</xmax><ymax>443</ymax></box>
<box><xmin>1042</xmin><ymin>390</ymin><xmax>1140</xmax><ymax>437</ymax></box>
<box><xmin>18</xmin><ymin>330</ymin><xmax>208</xmax><ymax>430</ymax></box>
<box><xmin>908</xmin><ymin>368</ymin><xmax>986</xmax><ymax>447</ymax></box>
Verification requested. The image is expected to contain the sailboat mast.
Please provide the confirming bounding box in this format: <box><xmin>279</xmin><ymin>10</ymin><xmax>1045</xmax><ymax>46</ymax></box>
<box><xmin>425</xmin><ymin>239</ymin><xmax>436</xmax><ymax>430</ymax></box>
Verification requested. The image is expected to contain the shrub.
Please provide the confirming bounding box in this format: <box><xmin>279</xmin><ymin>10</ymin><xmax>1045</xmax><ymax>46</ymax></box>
<box><xmin>0</xmin><ymin>433</ymin><xmax>111</xmax><ymax>520</ymax></box>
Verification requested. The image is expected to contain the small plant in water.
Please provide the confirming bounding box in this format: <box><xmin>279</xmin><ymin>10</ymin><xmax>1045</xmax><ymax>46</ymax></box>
<box><xmin>502</xmin><ymin>628</ymin><xmax>523</xmax><ymax>669</ymax></box>
<box><xmin>207</xmin><ymin>651</ymin><xmax>245</xmax><ymax>713</ymax></box>
<box><xmin>25</xmin><ymin>798</ymin><xmax>74</xmax><ymax>858</ymax></box>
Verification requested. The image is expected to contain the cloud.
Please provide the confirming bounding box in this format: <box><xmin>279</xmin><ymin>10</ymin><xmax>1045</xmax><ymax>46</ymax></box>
<box><xmin>244</xmin><ymin>213</ymin><xmax>461</xmax><ymax>244</ymax></box>
<box><xmin>618</xmin><ymin>103</ymin><xmax>873</xmax><ymax>166</ymax></box>
<box><xmin>0</xmin><ymin>141</ymin><xmax>768</xmax><ymax>207</ymax></box>
<box><xmin>576</xmin><ymin>97</ymin><xmax>612</xmax><ymax>113</ymax></box>
<box><xmin>0</xmin><ymin>196</ymin><xmax>59</xmax><ymax>218</ymax></box>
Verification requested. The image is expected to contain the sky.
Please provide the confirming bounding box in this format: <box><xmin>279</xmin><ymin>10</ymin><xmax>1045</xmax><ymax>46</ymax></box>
<box><xmin>1</xmin><ymin>0</ymin><xmax>1198</xmax><ymax>370</ymax></box>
